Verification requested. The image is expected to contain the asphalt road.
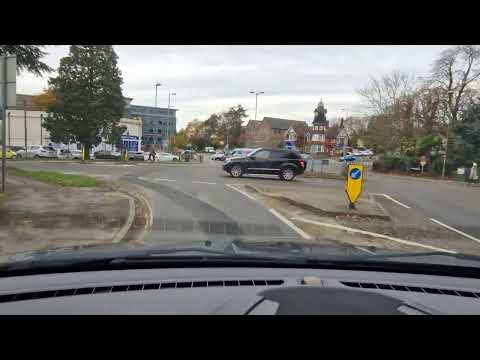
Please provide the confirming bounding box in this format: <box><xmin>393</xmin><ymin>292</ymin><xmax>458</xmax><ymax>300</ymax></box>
<box><xmin>4</xmin><ymin>157</ymin><xmax>480</xmax><ymax>253</ymax></box>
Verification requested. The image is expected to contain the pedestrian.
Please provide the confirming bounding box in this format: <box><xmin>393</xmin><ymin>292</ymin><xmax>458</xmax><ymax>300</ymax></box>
<box><xmin>148</xmin><ymin>146</ymin><xmax>156</xmax><ymax>162</ymax></box>
<box><xmin>469</xmin><ymin>162</ymin><xmax>478</xmax><ymax>184</ymax></box>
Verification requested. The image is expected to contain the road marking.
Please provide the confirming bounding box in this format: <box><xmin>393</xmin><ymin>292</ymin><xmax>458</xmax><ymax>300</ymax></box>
<box><xmin>192</xmin><ymin>181</ymin><xmax>217</xmax><ymax>185</ymax></box>
<box><xmin>291</xmin><ymin>216</ymin><xmax>456</xmax><ymax>254</ymax></box>
<box><xmin>137</xmin><ymin>176</ymin><xmax>176</xmax><ymax>182</ymax></box>
<box><xmin>430</xmin><ymin>218</ymin><xmax>480</xmax><ymax>244</ymax></box>
<box><xmin>379</xmin><ymin>193</ymin><xmax>411</xmax><ymax>209</ymax></box>
<box><xmin>225</xmin><ymin>184</ymin><xmax>257</xmax><ymax>200</ymax></box>
<box><xmin>355</xmin><ymin>246</ymin><xmax>376</xmax><ymax>255</ymax></box>
<box><xmin>269</xmin><ymin>209</ymin><xmax>312</xmax><ymax>240</ymax></box>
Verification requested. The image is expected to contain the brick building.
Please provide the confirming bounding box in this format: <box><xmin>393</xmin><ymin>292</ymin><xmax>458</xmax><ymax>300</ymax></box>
<box><xmin>244</xmin><ymin>117</ymin><xmax>308</xmax><ymax>150</ymax></box>
<box><xmin>305</xmin><ymin>101</ymin><xmax>329</xmax><ymax>154</ymax></box>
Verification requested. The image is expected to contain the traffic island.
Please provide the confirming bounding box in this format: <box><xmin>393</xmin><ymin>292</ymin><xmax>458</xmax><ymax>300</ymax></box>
<box><xmin>0</xmin><ymin>170</ymin><xmax>150</xmax><ymax>256</ymax></box>
<box><xmin>244</xmin><ymin>184</ymin><xmax>390</xmax><ymax>221</ymax></box>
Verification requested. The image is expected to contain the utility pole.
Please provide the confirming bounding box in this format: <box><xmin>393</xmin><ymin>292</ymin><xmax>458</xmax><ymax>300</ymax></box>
<box><xmin>1</xmin><ymin>58</ymin><xmax>6</xmax><ymax>192</ymax></box>
<box><xmin>1</xmin><ymin>54</ymin><xmax>16</xmax><ymax>193</ymax></box>
<box><xmin>155</xmin><ymin>82</ymin><xmax>162</xmax><ymax>107</ymax></box>
<box><xmin>24</xmin><ymin>99</ymin><xmax>27</xmax><ymax>159</ymax></box>
<box><xmin>40</xmin><ymin>113</ymin><xmax>43</xmax><ymax>145</ymax></box>
<box><xmin>7</xmin><ymin>112</ymin><xmax>11</xmax><ymax>147</ymax></box>
<box><xmin>166</xmin><ymin>92</ymin><xmax>176</xmax><ymax>153</ymax></box>
<box><xmin>442</xmin><ymin>90</ymin><xmax>454</xmax><ymax>180</ymax></box>
<box><xmin>249</xmin><ymin>90</ymin><xmax>264</xmax><ymax>121</ymax></box>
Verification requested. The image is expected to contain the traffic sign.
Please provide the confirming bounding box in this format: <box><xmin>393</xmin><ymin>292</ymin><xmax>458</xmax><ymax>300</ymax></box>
<box><xmin>345</xmin><ymin>164</ymin><xmax>364</xmax><ymax>208</ymax></box>
<box><xmin>0</xmin><ymin>55</ymin><xmax>17</xmax><ymax>108</ymax></box>
<box><xmin>285</xmin><ymin>141</ymin><xmax>293</xmax><ymax>150</ymax></box>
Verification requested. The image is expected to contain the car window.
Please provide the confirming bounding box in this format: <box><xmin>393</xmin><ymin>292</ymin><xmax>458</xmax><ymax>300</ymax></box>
<box><xmin>269</xmin><ymin>151</ymin><xmax>286</xmax><ymax>160</ymax></box>
<box><xmin>254</xmin><ymin>150</ymin><xmax>270</xmax><ymax>159</ymax></box>
<box><xmin>286</xmin><ymin>152</ymin><xmax>301</xmax><ymax>159</ymax></box>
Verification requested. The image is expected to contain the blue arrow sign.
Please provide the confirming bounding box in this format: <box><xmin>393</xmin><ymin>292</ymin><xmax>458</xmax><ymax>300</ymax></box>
<box><xmin>349</xmin><ymin>168</ymin><xmax>361</xmax><ymax>180</ymax></box>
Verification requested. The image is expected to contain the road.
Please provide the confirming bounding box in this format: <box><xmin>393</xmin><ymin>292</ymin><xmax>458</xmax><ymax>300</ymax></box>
<box><xmin>4</xmin><ymin>157</ymin><xmax>480</xmax><ymax>253</ymax></box>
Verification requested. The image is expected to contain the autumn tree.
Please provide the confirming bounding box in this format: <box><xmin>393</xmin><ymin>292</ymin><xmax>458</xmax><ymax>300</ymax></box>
<box><xmin>32</xmin><ymin>88</ymin><xmax>57</xmax><ymax>111</ymax></box>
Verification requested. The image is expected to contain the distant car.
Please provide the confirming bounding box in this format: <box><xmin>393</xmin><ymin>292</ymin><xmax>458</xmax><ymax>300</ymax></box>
<box><xmin>128</xmin><ymin>151</ymin><xmax>145</xmax><ymax>161</ymax></box>
<box><xmin>57</xmin><ymin>149</ymin><xmax>73</xmax><ymax>160</ymax></box>
<box><xmin>0</xmin><ymin>148</ymin><xmax>17</xmax><ymax>159</ymax></box>
<box><xmin>16</xmin><ymin>145</ymin><xmax>57</xmax><ymax>159</ymax></box>
<box><xmin>94</xmin><ymin>150</ymin><xmax>121</xmax><ymax>160</ymax></box>
<box><xmin>340</xmin><ymin>154</ymin><xmax>357</xmax><ymax>162</ymax></box>
<box><xmin>360</xmin><ymin>149</ymin><xmax>374</xmax><ymax>156</ymax></box>
<box><xmin>211</xmin><ymin>152</ymin><xmax>225</xmax><ymax>161</ymax></box>
<box><xmin>10</xmin><ymin>146</ymin><xmax>25</xmax><ymax>153</ymax></box>
<box><xmin>156</xmin><ymin>152</ymin><xmax>179</xmax><ymax>162</ymax></box>
<box><xmin>223</xmin><ymin>148</ymin><xmax>306</xmax><ymax>181</ymax></box>
<box><xmin>71</xmin><ymin>150</ymin><xmax>82</xmax><ymax>159</ymax></box>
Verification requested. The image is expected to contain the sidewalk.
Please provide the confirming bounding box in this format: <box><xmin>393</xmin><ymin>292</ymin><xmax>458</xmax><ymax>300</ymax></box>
<box><xmin>244</xmin><ymin>183</ymin><xmax>389</xmax><ymax>220</ymax></box>
<box><xmin>0</xmin><ymin>175</ymin><xmax>137</xmax><ymax>256</ymax></box>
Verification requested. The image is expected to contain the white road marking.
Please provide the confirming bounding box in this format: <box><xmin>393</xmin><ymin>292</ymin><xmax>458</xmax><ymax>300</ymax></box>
<box><xmin>379</xmin><ymin>193</ymin><xmax>411</xmax><ymax>209</ymax></box>
<box><xmin>225</xmin><ymin>184</ymin><xmax>257</xmax><ymax>200</ymax></box>
<box><xmin>269</xmin><ymin>209</ymin><xmax>312</xmax><ymax>240</ymax></box>
<box><xmin>430</xmin><ymin>218</ymin><xmax>480</xmax><ymax>244</ymax></box>
<box><xmin>355</xmin><ymin>246</ymin><xmax>376</xmax><ymax>255</ymax></box>
<box><xmin>137</xmin><ymin>176</ymin><xmax>176</xmax><ymax>182</ymax></box>
<box><xmin>192</xmin><ymin>181</ymin><xmax>217</xmax><ymax>185</ymax></box>
<box><xmin>291</xmin><ymin>215</ymin><xmax>456</xmax><ymax>254</ymax></box>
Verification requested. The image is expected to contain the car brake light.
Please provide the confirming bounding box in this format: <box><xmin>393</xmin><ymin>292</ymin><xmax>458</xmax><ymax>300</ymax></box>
<box><xmin>299</xmin><ymin>159</ymin><xmax>305</xmax><ymax>168</ymax></box>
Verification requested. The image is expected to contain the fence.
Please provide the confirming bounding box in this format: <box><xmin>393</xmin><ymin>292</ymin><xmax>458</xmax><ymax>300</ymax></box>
<box><xmin>304</xmin><ymin>157</ymin><xmax>372</xmax><ymax>176</ymax></box>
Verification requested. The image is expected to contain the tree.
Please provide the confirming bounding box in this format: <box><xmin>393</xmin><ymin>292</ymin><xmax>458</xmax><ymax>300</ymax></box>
<box><xmin>221</xmin><ymin>105</ymin><xmax>248</xmax><ymax>147</ymax></box>
<box><xmin>42</xmin><ymin>46</ymin><xmax>124</xmax><ymax>159</ymax></box>
<box><xmin>0</xmin><ymin>45</ymin><xmax>52</xmax><ymax>76</ymax></box>
<box><xmin>32</xmin><ymin>88</ymin><xmax>57</xmax><ymax>111</ymax></box>
<box><xmin>105</xmin><ymin>124</ymin><xmax>127</xmax><ymax>150</ymax></box>
<box><xmin>172</xmin><ymin>130</ymin><xmax>188</xmax><ymax>150</ymax></box>
<box><xmin>452</xmin><ymin>101</ymin><xmax>480</xmax><ymax>165</ymax></box>
<box><xmin>430</xmin><ymin>45</ymin><xmax>480</xmax><ymax>126</ymax></box>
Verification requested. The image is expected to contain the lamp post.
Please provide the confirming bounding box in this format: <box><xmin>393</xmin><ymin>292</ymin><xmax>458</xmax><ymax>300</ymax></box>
<box><xmin>166</xmin><ymin>92</ymin><xmax>176</xmax><ymax>153</ymax></box>
<box><xmin>155</xmin><ymin>82</ymin><xmax>162</xmax><ymax>107</ymax></box>
<box><xmin>249</xmin><ymin>91</ymin><xmax>264</xmax><ymax>121</ymax></box>
<box><xmin>441</xmin><ymin>90</ymin><xmax>455</xmax><ymax>179</ymax></box>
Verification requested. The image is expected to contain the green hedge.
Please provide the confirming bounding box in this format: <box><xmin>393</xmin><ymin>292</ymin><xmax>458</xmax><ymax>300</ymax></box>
<box><xmin>373</xmin><ymin>156</ymin><xmax>418</xmax><ymax>172</ymax></box>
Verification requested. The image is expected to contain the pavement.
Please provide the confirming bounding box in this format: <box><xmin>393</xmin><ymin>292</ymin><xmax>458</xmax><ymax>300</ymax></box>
<box><xmin>2</xmin><ymin>155</ymin><xmax>480</xmax><ymax>256</ymax></box>
<box><xmin>0</xmin><ymin>174</ymin><xmax>139</xmax><ymax>256</ymax></box>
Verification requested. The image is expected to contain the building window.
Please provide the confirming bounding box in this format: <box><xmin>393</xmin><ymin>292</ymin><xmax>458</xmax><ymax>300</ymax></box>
<box><xmin>319</xmin><ymin>134</ymin><xmax>324</xmax><ymax>141</ymax></box>
<box><xmin>312</xmin><ymin>134</ymin><xmax>319</xmax><ymax>142</ymax></box>
<box><xmin>310</xmin><ymin>145</ymin><xmax>319</xmax><ymax>153</ymax></box>
<box><xmin>158</xmin><ymin>121</ymin><xmax>162</xmax><ymax>125</ymax></box>
<box><xmin>157</xmin><ymin>129</ymin><xmax>162</xmax><ymax>134</ymax></box>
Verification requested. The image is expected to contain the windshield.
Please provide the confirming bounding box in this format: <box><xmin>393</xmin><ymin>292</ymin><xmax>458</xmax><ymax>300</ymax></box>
<box><xmin>1</xmin><ymin>45</ymin><xmax>480</xmax><ymax>276</ymax></box>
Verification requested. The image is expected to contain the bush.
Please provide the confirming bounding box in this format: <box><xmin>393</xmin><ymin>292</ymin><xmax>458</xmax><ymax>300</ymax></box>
<box><xmin>373</xmin><ymin>156</ymin><xmax>418</xmax><ymax>173</ymax></box>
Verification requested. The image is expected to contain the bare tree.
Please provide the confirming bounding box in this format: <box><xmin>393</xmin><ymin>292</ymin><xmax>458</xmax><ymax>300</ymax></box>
<box><xmin>430</xmin><ymin>45</ymin><xmax>480</xmax><ymax>125</ymax></box>
<box><xmin>358</xmin><ymin>70</ymin><xmax>416</xmax><ymax>115</ymax></box>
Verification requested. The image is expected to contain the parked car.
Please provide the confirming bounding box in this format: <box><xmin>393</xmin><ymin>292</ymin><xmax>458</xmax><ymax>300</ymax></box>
<box><xmin>222</xmin><ymin>148</ymin><xmax>306</xmax><ymax>181</ymax></box>
<box><xmin>71</xmin><ymin>150</ymin><xmax>82</xmax><ymax>159</ymax></box>
<box><xmin>128</xmin><ymin>151</ymin><xmax>145</xmax><ymax>161</ymax></box>
<box><xmin>10</xmin><ymin>146</ymin><xmax>25</xmax><ymax>153</ymax></box>
<box><xmin>56</xmin><ymin>149</ymin><xmax>74</xmax><ymax>160</ymax></box>
<box><xmin>93</xmin><ymin>150</ymin><xmax>121</xmax><ymax>160</ymax></box>
<box><xmin>156</xmin><ymin>152</ymin><xmax>179</xmax><ymax>162</ymax></box>
<box><xmin>340</xmin><ymin>154</ymin><xmax>357</xmax><ymax>162</ymax></box>
<box><xmin>0</xmin><ymin>148</ymin><xmax>17</xmax><ymax>159</ymax></box>
<box><xmin>16</xmin><ymin>145</ymin><xmax>57</xmax><ymax>159</ymax></box>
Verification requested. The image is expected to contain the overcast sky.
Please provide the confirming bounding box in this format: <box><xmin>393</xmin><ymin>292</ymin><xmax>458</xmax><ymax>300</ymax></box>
<box><xmin>17</xmin><ymin>45</ymin><xmax>450</xmax><ymax>129</ymax></box>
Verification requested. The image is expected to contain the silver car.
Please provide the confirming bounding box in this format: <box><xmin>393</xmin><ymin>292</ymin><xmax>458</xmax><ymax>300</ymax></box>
<box><xmin>16</xmin><ymin>145</ymin><xmax>57</xmax><ymax>159</ymax></box>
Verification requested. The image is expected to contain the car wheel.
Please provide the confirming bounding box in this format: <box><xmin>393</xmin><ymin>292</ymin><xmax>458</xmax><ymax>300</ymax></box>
<box><xmin>16</xmin><ymin>154</ymin><xmax>22</xmax><ymax>159</ymax></box>
<box><xmin>280</xmin><ymin>167</ymin><xmax>295</xmax><ymax>181</ymax></box>
<box><xmin>34</xmin><ymin>154</ymin><xmax>40</xmax><ymax>159</ymax></box>
<box><xmin>230</xmin><ymin>165</ymin><xmax>243</xmax><ymax>178</ymax></box>
<box><xmin>173</xmin><ymin>158</ymin><xmax>178</xmax><ymax>162</ymax></box>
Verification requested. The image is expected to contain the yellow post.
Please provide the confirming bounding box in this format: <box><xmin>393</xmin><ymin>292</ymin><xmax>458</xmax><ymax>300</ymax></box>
<box><xmin>81</xmin><ymin>145</ymin><xmax>85</xmax><ymax>162</ymax></box>
<box><xmin>345</xmin><ymin>163</ymin><xmax>364</xmax><ymax>209</ymax></box>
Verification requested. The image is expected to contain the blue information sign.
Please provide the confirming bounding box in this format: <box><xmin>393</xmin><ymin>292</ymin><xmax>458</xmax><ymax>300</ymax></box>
<box><xmin>349</xmin><ymin>168</ymin><xmax>362</xmax><ymax>180</ymax></box>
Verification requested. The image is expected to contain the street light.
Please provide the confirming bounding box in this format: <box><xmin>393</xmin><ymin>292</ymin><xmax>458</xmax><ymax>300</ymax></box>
<box><xmin>442</xmin><ymin>90</ymin><xmax>455</xmax><ymax>179</ymax></box>
<box><xmin>155</xmin><ymin>82</ymin><xmax>162</xmax><ymax>107</ymax></box>
<box><xmin>249</xmin><ymin>91</ymin><xmax>264</xmax><ymax>121</ymax></box>
<box><xmin>166</xmin><ymin>92</ymin><xmax>176</xmax><ymax>153</ymax></box>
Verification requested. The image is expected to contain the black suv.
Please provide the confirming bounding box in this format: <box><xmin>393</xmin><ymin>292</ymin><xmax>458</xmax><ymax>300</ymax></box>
<box><xmin>222</xmin><ymin>148</ymin><xmax>306</xmax><ymax>181</ymax></box>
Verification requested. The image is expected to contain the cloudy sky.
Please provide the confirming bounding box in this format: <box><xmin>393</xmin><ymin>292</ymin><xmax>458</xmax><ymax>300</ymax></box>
<box><xmin>17</xmin><ymin>45</ymin><xmax>450</xmax><ymax>129</ymax></box>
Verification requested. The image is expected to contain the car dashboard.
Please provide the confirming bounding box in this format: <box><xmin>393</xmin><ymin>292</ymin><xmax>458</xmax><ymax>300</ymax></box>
<box><xmin>1</xmin><ymin>267</ymin><xmax>480</xmax><ymax>314</ymax></box>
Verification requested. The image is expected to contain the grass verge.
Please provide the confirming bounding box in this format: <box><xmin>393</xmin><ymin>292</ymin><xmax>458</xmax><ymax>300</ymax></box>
<box><xmin>8</xmin><ymin>168</ymin><xmax>103</xmax><ymax>187</ymax></box>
